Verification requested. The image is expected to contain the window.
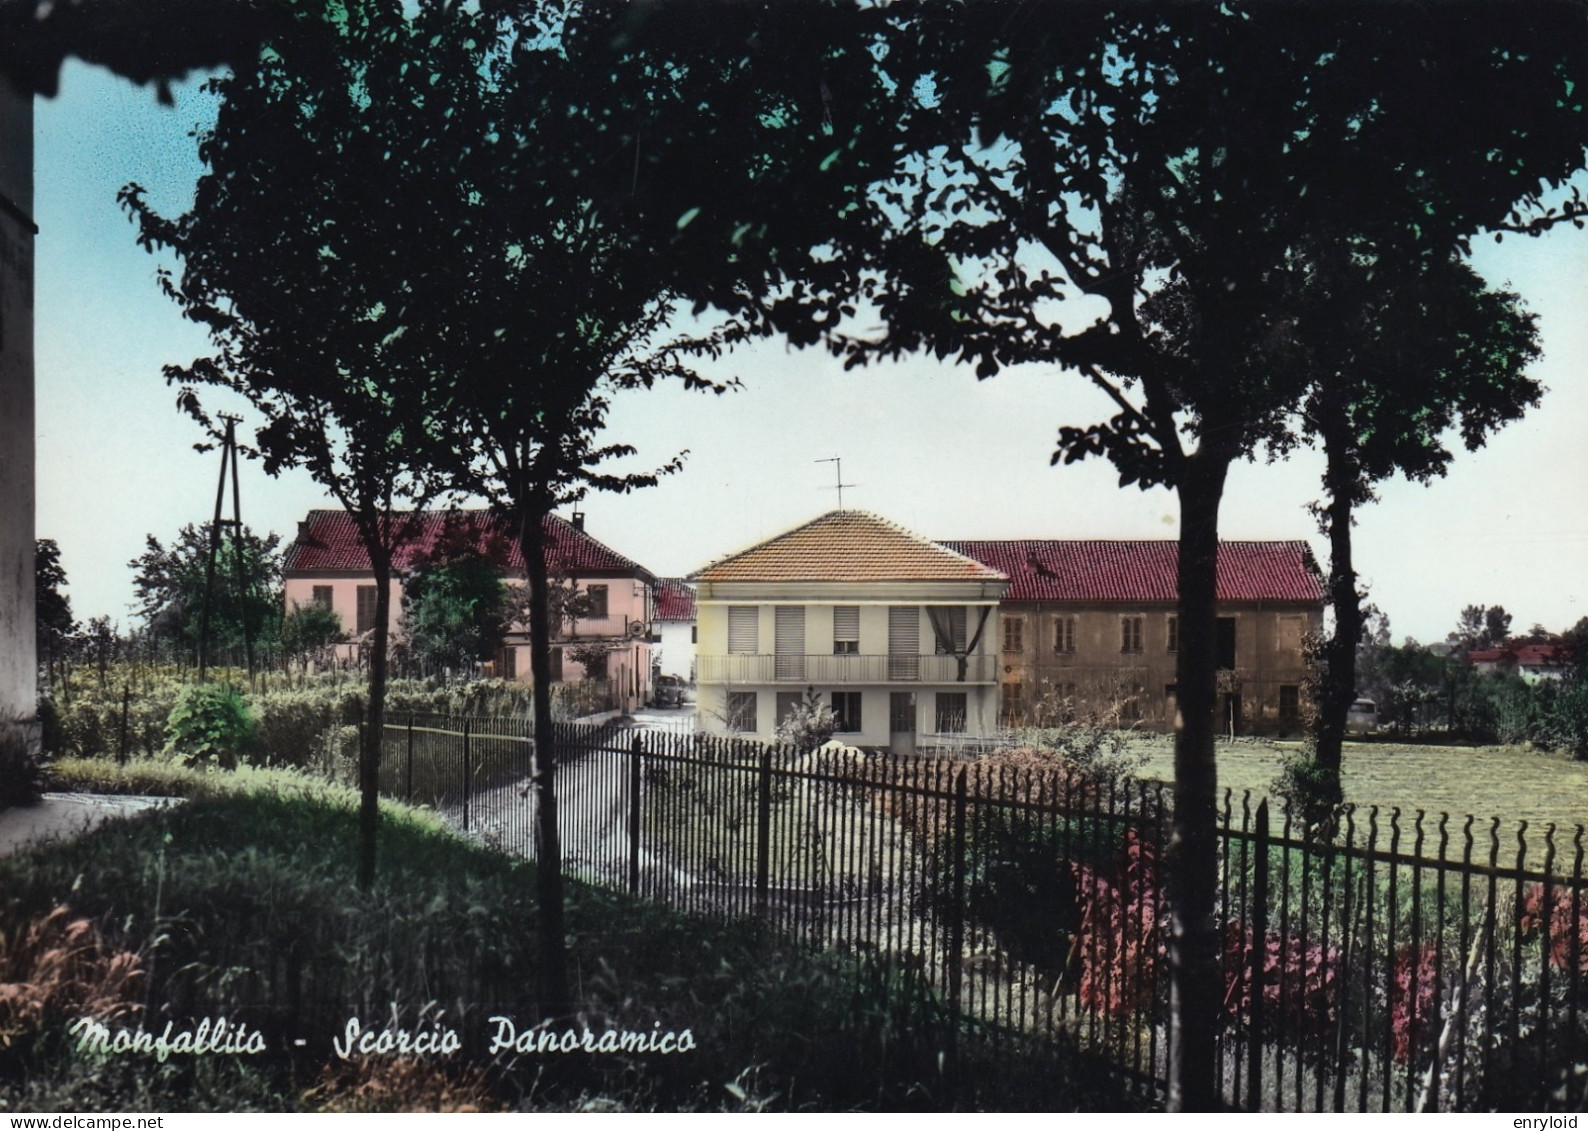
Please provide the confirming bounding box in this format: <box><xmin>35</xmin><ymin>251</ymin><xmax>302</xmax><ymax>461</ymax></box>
<box><xmin>1217</xmin><ymin>617</ymin><xmax>1237</xmax><ymax>670</ymax></box>
<box><xmin>356</xmin><ymin>585</ymin><xmax>379</xmax><ymax>635</ymax></box>
<box><xmin>1118</xmin><ymin>682</ymin><xmax>1143</xmax><ymax>723</ymax></box>
<box><xmin>312</xmin><ymin>585</ymin><xmax>334</xmax><ymax>610</ymax></box>
<box><xmin>932</xmin><ymin>606</ymin><xmax>967</xmax><ymax>654</ymax></box>
<box><xmin>832</xmin><ymin>606</ymin><xmax>860</xmax><ymax>654</ymax></box>
<box><xmin>831</xmin><ymin>692</ymin><xmax>862</xmax><ymax>733</ymax></box>
<box><xmin>1001</xmin><ymin>681</ymin><xmax>1025</xmax><ymax>726</ymax></box>
<box><xmin>583</xmin><ymin>650</ymin><xmax>609</xmax><ymax>680</ymax></box>
<box><xmin>728</xmin><ymin>606</ymin><xmax>758</xmax><ymax>653</ymax></box>
<box><xmin>727</xmin><ymin>691</ymin><xmax>757</xmax><ymax>733</ymax></box>
<box><xmin>1279</xmin><ymin>685</ymin><xmax>1301</xmax><ymax>732</ymax></box>
<box><xmin>775</xmin><ymin>692</ymin><xmax>803</xmax><ymax>727</ymax></box>
<box><xmin>499</xmin><ymin>646</ymin><xmax>517</xmax><ymax>680</ymax></box>
<box><xmin>1054</xmin><ymin>616</ymin><xmax>1076</xmax><ymax>654</ymax></box>
<box><xmin>935</xmin><ymin>692</ymin><xmax>967</xmax><ymax>733</ymax></box>
<box><xmin>889</xmin><ymin>692</ymin><xmax>916</xmax><ymax>734</ymax></box>
<box><xmin>691</xmin><ymin>624</ymin><xmax>697</xmax><ymax>644</ymax></box>
<box><xmin>1167</xmin><ymin>615</ymin><xmax>1179</xmax><ymax>654</ymax></box>
<box><xmin>586</xmin><ymin>584</ymin><xmax>609</xmax><ymax>619</ymax></box>
<box><xmin>1121</xmin><ymin>616</ymin><xmax>1144</xmax><ymax>654</ymax></box>
<box><xmin>550</xmin><ymin>647</ymin><xmax>564</xmax><ymax>681</ymax></box>
<box><xmin>1002</xmin><ymin>616</ymin><xmax>1025</xmax><ymax>654</ymax></box>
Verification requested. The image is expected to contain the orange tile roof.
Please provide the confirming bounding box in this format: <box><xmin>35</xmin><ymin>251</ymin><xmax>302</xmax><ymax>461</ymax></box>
<box><xmin>693</xmin><ymin>511</ymin><xmax>1005</xmax><ymax>584</ymax></box>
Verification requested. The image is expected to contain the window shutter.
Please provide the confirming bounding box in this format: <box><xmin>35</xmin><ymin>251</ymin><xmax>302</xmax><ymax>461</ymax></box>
<box><xmin>728</xmin><ymin>607</ymin><xmax>758</xmax><ymax>654</ymax></box>
<box><xmin>774</xmin><ymin>606</ymin><xmax>805</xmax><ymax>679</ymax></box>
<box><xmin>888</xmin><ymin>607</ymin><xmax>919</xmax><ymax>680</ymax></box>
<box><xmin>832</xmin><ymin>606</ymin><xmax>859</xmax><ymax>641</ymax></box>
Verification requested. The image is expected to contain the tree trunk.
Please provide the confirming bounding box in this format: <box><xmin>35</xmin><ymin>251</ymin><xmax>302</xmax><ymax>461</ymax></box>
<box><xmin>1314</xmin><ymin>425</ymin><xmax>1361</xmax><ymax>778</ymax></box>
<box><xmin>358</xmin><ymin>546</ymin><xmax>392</xmax><ymax>891</ymax></box>
<box><xmin>518</xmin><ymin>502</ymin><xmax>571</xmax><ymax>1018</ymax></box>
<box><xmin>1167</xmin><ymin>449</ymin><xmax>1229</xmax><ymax>1112</ymax></box>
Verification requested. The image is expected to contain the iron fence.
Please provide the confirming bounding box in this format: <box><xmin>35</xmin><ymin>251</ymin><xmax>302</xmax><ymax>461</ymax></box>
<box><xmin>377</xmin><ymin>714</ymin><xmax>1588</xmax><ymax>1112</ymax></box>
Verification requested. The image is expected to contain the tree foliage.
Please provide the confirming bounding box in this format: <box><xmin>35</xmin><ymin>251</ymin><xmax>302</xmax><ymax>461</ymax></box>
<box><xmin>34</xmin><ymin>539</ymin><xmax>75</xmax><ymax>662</ymax></box>
<box><xmin>768</xmin><ymin>5</ymin><xmax>1586</xmax><ymax>1109</ymax></box>
<box><xmin>400</xmin><ymin>521</ymin><xmax>513</xmax><ymax>673</ymax></box>
<box><xmin>128</xmin><ymin>523</ymin><xmax>282</xmax><ymax>658</ymax></box>
<box><xmin>121</xmin><ymin>0</ymin><xmax>912</xmax><ymax>1011</ymax></box>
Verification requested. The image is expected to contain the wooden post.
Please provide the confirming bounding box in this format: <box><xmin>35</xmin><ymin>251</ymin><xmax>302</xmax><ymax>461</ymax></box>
<box><xmin>406</xmin><ymin>715</ymin><xmax>415</xmax><ymax>801</ymax></box>
<box><xmin>117</xmin><ymin>684</ymin><xmax>130</xmax><ymax>767</ymax></box>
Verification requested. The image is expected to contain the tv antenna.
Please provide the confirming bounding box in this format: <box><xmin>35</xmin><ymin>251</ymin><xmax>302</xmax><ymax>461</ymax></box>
<box><xmin>815</xmin><ymin>456</ymin><xmax>858</xmax><ymax>511</ymax></box>
<box><xmin>197</xmin><ymin>414</ymin><xmax>256</xmax><ymax>682</ymax></box>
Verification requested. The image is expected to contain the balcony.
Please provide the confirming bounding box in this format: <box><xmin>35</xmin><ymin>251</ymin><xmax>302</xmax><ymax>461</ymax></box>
<box><xmin>696</xmin><ymin>653</ymin><xmax>999</xmax><ymax>685</ymax></box>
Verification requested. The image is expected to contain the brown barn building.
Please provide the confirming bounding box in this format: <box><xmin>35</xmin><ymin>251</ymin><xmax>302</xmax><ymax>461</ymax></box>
<box><xmin>941</xmin><ymin>540</ymin><xmax>1325</xmax><ymax>736</ymax></box>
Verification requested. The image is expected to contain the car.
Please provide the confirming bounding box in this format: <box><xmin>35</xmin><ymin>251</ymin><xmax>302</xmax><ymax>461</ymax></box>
<box><xmin>651</xmin><ymin>674</ymin><xmax>687</xmax><ymax>709</ymax></box>
<box><xmin>1346</xmin><ymin>698</ymin><xmax>1378</xmax><ymax>734</ymax></box>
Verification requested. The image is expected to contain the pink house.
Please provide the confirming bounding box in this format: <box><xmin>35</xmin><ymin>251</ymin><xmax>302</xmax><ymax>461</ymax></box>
<box><xmin>283</xmin><ymin>509</ymin><xmax>657</xmax><ymax>712</ymax></box>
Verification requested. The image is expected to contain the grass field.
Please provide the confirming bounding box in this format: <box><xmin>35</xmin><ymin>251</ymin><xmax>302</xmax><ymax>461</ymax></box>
<box><xmin>1133</xmin><ymin>736</ymin><xmax>1588</xmax><ymax>840</ymax></box>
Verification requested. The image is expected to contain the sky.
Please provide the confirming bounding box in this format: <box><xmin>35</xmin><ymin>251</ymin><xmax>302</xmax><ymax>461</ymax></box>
<box><xmin>31</xmin><ymin>60</ymin><xmax>1588</xmax><ymax>647</ymax></box>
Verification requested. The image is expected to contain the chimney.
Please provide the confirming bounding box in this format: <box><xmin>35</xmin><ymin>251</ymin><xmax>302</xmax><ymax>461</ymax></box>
<box><xmin>571</xmin><ymin>511</ymin><xmax>585</xmax><ymax>532</ymax></box>
<box><xmin>297</xmin><ymin>520</ymin><xmax>310</xmax><ymax>543</ymax></box>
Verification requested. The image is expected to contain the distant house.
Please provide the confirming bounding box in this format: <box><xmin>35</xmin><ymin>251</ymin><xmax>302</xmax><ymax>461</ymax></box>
<box><xmin>692</xmin><ymin>510</ymin><xmax>1007</xmax><ymax>752</ymax></box>
<box><xmin>283</xmin><ymin>509</ymin><xmax>657</xmax><ymax>712</ymax></box>
<box><xmin>941</xmin><ymin>540</ymin><xmax>1325</xmax><ymax>736</ymax></box>
<box><xmin>653</xmin><ymin>578</ymin><xmax>697</xmax><ymax>682</ymax></box>
<box><xmin>1468</xmin><ymin>642</ymin><xmax>1572</xmax><ymax>684</ymax></box>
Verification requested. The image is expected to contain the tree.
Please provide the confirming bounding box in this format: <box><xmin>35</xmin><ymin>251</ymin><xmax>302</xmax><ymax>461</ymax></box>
<box><xmin>401</xmin><ymin>519</ymin><xmax>513</xmax><ymax>674</ymax></box>
<box><xmin>124</xmin><ymin>0</ymin><xmax>907</xmax><ymax>1014</ymax></box>
<box><xmin>34</xmin><ymin>539</ymin><xmax>75</xmax><ymax>667</ymax></box>
<box><xmin>121</xmin><ymin>0</ymin><xmax>491</xmax><ymax>889</ymax></box>
<box><xmin>1449</xmin><ymin>603</ymin><xmax>1516</xmax><ymax>651</ymax></box>
<box><xmin>1273</xmin><ymin>248</ymin><xmax>1541</xmax><ymax>788</ymax></box>
<box><xmin>128</xmin><ymin>523</ymin><xmax>282</xmax><ymax>659</ymax></box>
<box><xmin>779</xmin><ymin>6</ymin><xmax>1586</xmax><ymax>1108</ymax></box>
<box><xmin>279</xmin><ymin>601</ymin><xmax>344</xmax><ymax>661</ymax></box>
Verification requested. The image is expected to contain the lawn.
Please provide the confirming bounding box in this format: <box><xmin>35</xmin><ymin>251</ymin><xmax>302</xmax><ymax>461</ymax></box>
<box><xmin>0</xmin><ymin>759</ymin><xmax>1132</xmax><ymax>1113</ymax></box>
<box><xmin>1134</xmin><ymin>736</ymin><xmax>1588</xmax><ymax>843</ymax></box>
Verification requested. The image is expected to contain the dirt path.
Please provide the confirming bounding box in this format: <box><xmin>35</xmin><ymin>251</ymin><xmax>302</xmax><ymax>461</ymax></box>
<box><xmin>0</xmin><ymin>793</ymin><xmax>177</xmax><ymax>858</ymax></box>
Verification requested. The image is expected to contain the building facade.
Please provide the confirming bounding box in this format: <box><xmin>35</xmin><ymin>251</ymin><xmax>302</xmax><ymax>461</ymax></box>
<box><xmin>693</xmin><ymin>511</ymin><xmax>1007</xmax><ymax>752</ymax></box>
<box><xmin>284</xmin><ymin>509</ymin><xmax>657</xmax><ymax>712</ymax></box>
<box><xmin>653</xmin><ymin>578</ymin><xmax>697</xmax><ymax>682</ymax></box>
<box><xmin>0</xmin><ymin>79</ymin><xmax>34</xmax><ymax>744</ymax></box>
<box><xmin>943</xmin><ymin>540</ymin><xmax>1325</xmax><ymax>737</ymax></box>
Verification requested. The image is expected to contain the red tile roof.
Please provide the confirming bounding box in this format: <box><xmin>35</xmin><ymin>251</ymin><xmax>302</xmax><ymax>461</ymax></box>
<box><xmin>655</xmin><ymin>578</ymin><xmax>696</xmax><ymax>621</ymax></box>
<box><xmin>284</xmin><ymin>509</ymin><xmax>652</xmax><ymax>579</ymax></box>
<box><xmin>940</xmin><ymin>540</ymin><xmax>1324</xmax><ymax>604</ymax></box>
<box><xmin>694</xmin><ymin>511</ymin><xmax>1005</xmax><ymax>584</ymax></box>
<box><xmin>1470</xmin><ymin>643</ymin><xmax>1571</xmax><ymax>668</ymax></box>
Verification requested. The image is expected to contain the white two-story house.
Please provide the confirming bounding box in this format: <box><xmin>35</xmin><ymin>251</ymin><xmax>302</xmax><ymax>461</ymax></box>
<box><xmin>691</xmin><ymin>510</ymin><xmax>1007</xmax><ymax>753</ymax></box>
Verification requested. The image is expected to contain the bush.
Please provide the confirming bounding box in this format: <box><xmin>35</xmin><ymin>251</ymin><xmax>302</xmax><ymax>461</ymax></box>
<box><xmin>774</xmin><ymin>687</ymin><xmax>837</xmax><ymax>750</ymax></box>
<box><xmin>1271</xmin><ymin>752</ymin><xmax>1343</xmax><ymax>833</ymax></box>
<box><xmin>0</xmin><ymin>717</ymin><xmax>46</xmax><ymax>809</ymax></box>
<box><xmin>164</xmin><ymin>684</ymin><xmax>256</xmax><ymax>769</ymax></box>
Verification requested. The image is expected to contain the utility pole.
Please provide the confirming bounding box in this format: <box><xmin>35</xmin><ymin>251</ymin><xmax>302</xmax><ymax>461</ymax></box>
<box><xmin>196</xmin><ymin>415</ymin><xmax>256</xmax><ymax>682</ymax></box>
<box><xmin>815</xmin><ymin>456</ymin><xmax>858</xmax><ymax>512</ymax></box>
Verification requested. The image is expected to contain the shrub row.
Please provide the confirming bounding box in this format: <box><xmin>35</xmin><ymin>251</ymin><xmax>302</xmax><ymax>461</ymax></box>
<box><xmin>41</xmin><ymin>667</ymin><xmax>540</xmax><ymax>770</ymax></box>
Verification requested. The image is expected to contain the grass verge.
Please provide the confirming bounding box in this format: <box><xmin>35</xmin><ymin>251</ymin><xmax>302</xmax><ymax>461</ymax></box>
<box><xmin>1</xmin><ymin>762</ymin><xmax>1137</xmax><ymax>1112</ymax></box>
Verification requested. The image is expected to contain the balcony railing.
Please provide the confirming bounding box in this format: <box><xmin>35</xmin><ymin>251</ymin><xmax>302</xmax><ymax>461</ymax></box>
<box><xmin>697</xmin><ymin>652</ymin><xmax>999</xmax><ymax>684</ymax></box>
